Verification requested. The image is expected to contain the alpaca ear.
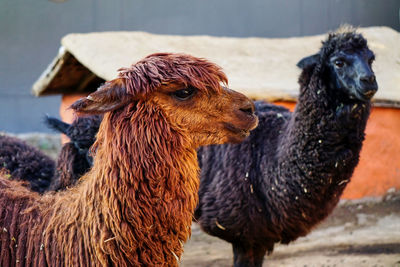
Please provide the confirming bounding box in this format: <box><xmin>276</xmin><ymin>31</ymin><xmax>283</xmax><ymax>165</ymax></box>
<box><xmin>297</xmin><ymin>54</ymin><xmax>320</xmax><ymax>69</ymax></box>
<box><xmin>71</xmin><ymin>79</ymin><xmax>134</xmax><ymax>115</ymax></box>
<box><xmin>45</xmin><ymin>116</ymin><xmax>70</xmax><ymax>135</ymax></box>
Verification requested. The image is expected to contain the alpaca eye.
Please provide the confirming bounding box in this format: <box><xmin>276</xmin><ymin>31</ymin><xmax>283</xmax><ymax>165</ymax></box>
<box><xmin>171</xmin><ymin>87</ymin><xmax>196</xmax><ymax>100</ymax></box>
<box><xmin>334</xmin><ymin>60</ymin><xmax>345</xmax><ymax>68</ymax></box>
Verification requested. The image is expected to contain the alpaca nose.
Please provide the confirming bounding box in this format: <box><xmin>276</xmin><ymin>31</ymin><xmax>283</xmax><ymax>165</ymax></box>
<box><xmin>360</xmin><ymin>74</ymin><xmax>375</xmax><ymax>84</ymax></box>
<box><xmin>359</xmin><ymin>73</ymin><xmax>378</xmax><ymax>99</ymax></box>
<box><xmin>225</xmin><ymin>87</ymin><xmax>256</xmax><ymax>116</ymax></box>
<box><xmin>239</xmin><ymin>101</ymin><xmax>255</xmax><ymax>116</ymax></box>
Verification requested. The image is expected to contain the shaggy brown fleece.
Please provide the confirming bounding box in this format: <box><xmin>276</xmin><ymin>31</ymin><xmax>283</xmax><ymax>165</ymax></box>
<box><xmin>0</xmin><ymin>53</ymin><xmax>257</xmax><ymax>266</ymax></box>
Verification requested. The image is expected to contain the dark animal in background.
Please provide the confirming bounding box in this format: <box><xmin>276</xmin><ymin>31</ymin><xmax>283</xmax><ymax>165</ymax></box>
<box><xmin>0</xmin><ymin>116</ymin><xmax>101</xmax><ymax>193</ymax></box>
<box><xmin>0</xmin><ymin>134</ymin><xmax>55</xmax><ymax>193</ymax></box>
<box><xmin>0</xmin><ymin>53</ymin><xmax>258</xmax><ymax>266</ymax></box>
<box><xmin>45</xmin><ymin>115</ymin><xmax>101</xmax><ymax>190</ymax></box>
<box><xmin>195</xmin><ymin>26</ymin><xmax>378</xmax><ymax>266</ymax></box>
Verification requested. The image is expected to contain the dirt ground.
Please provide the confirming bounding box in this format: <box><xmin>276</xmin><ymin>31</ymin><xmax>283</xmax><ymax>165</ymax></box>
<box><xmin>182</xmin><ymin>190</ymin><xmax>400</xmax><ymax>267</ymax></box>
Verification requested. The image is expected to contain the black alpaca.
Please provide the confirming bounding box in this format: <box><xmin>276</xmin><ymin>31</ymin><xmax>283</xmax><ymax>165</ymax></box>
<box><xmin>0</xmin><ymin>115</ymin><xmax>100</xmax><ymax>192</ymax></box>
<box><xmin>195</xmin><ymin>27</ymin><xmax>378</xmax><ymax>266</ymax></box>
<box><xmin>0</xmin><ymin>134</ymin><xmax>55</xmax><ymax>193</ymax></box>
<box><xmin>45</xmin><ymin>115</ymin><xmax>101</xmax><ymax>190</ymax></box>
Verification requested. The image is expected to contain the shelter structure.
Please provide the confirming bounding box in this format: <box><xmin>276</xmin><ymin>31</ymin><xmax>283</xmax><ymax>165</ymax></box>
<box><xmin>32</xmin><ymin>27</ymin><xmax>400</xmax><ymax>199</ymax></box>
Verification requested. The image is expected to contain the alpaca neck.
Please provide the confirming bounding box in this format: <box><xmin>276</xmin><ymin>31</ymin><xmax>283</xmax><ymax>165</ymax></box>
<box><xmin>274</xmin><ymin>71</ymin><xmax>371</xmax><ymax>221</ymax></box>
<box><xmin>281</xmin><ymin>73</ymin><xmax>371</xmax><ymax>174</ymax></box>
<box><xmin>51</xmin><ymin>104</ymin><xmax>200</xmax><ymax>266</ymax></box>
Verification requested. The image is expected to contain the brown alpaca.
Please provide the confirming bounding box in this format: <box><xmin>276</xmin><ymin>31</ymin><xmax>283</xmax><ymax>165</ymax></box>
<box><xmin>0</xmin><ymin>53</ymin><xmax>258</xmax><ymax>266</ymax></box>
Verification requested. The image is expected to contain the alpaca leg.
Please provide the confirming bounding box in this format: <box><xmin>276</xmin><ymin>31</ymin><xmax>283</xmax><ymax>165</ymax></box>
<box><xmin>232</xmin><ymin>242</ymin><xmax>268</xmax><ymax>267</ymax></box>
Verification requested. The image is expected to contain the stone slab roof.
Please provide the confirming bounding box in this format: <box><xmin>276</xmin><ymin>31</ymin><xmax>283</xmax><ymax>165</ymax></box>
<box><xmin>32</xmin><ymin>27</ymin><xmax>400</xmax><ymax>107</ymax></box>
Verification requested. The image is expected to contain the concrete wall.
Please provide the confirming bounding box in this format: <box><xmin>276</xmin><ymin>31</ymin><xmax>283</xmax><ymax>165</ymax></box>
<box><xmin>1</xmin><ymin>0</ymin><xmax>399</xmax><ymax>133</ymax></box>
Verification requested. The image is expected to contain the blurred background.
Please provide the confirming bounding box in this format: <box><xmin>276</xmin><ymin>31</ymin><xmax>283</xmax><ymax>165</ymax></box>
<box><xmin>1</xmin><ymin>2</ymin><xmax>400</xmax><ymax>266</ymax></box>
<box><xmin>1</xmin><ymin>0</ymin><xmax>399</xmax><ymax>133</ymax></box>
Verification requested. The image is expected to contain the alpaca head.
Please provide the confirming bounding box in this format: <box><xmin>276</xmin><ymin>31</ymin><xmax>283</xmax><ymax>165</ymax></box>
<box><xmin>71</xmin><ymin>53</ymin><xmax>258</xmax><ymax>147</ymax></box>
<box><xmin>45</xmin><ymin>115</ymin><xmax>102</xmax><ymax>165</ymax></box>
<box><xmin>297</xmin><ymin>26</ymin><xmax>378</xmax><ymax>102</ymax></box>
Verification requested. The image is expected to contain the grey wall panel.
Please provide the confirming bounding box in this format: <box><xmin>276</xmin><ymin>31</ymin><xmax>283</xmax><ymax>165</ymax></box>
<box><xmin>0</xmin><ymin>95</ymin><xmax>60</xmax><ymax>133</ymax></box>
<box><xmin>93</xmin><ymin>0</ymin><xmax>122</xmax><ymax>31</ymax></box>
<box><xmin>119</xmin><ymin>0</ymin><xmax>303</xmax><ymax>37</ymax></box>
<box><xmin>0</xmin><ymin>0</ymin><xmax>399</xmax><ymax>133</ymax></box>
<box><xmin>0</xmin><ymin>0</ymin><xmax>95</xmax><ymax>132</ymax></box>
<box><xmin>0</xmin><ymin>0</ymin><xmax>95</xmax><ymax>94</ymax></box>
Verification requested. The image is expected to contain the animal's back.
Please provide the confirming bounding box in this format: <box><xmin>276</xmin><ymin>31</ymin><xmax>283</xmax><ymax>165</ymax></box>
<box><xmin>0</xmin><ymin>135</ymin><xmax>55</xmax><ymax>193</ymax></box>
<box><xmin>195</xmin><ymin>101</ymin><xmax>291</xmax><ymax>244</ymax></box>
<box><xmin>0</xmin><ymin>177</ymin><xmax>48</xmax><ymax>266</ymax></box>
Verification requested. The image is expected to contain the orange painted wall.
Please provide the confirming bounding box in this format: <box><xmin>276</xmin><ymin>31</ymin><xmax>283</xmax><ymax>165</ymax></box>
<box><xmin>274</xmin><ymin>101</ymin><xmax>400</xmax><ymax>199</ymax></box>
<box><xmin>59</xmin><ymin>94</ymin><xmax>89</xmax><ymax>144</ymax></box>
<box><xmin>59</xmin><ymin>95</ymin><xmax>399</xmax><ymax>199</ymax></box>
